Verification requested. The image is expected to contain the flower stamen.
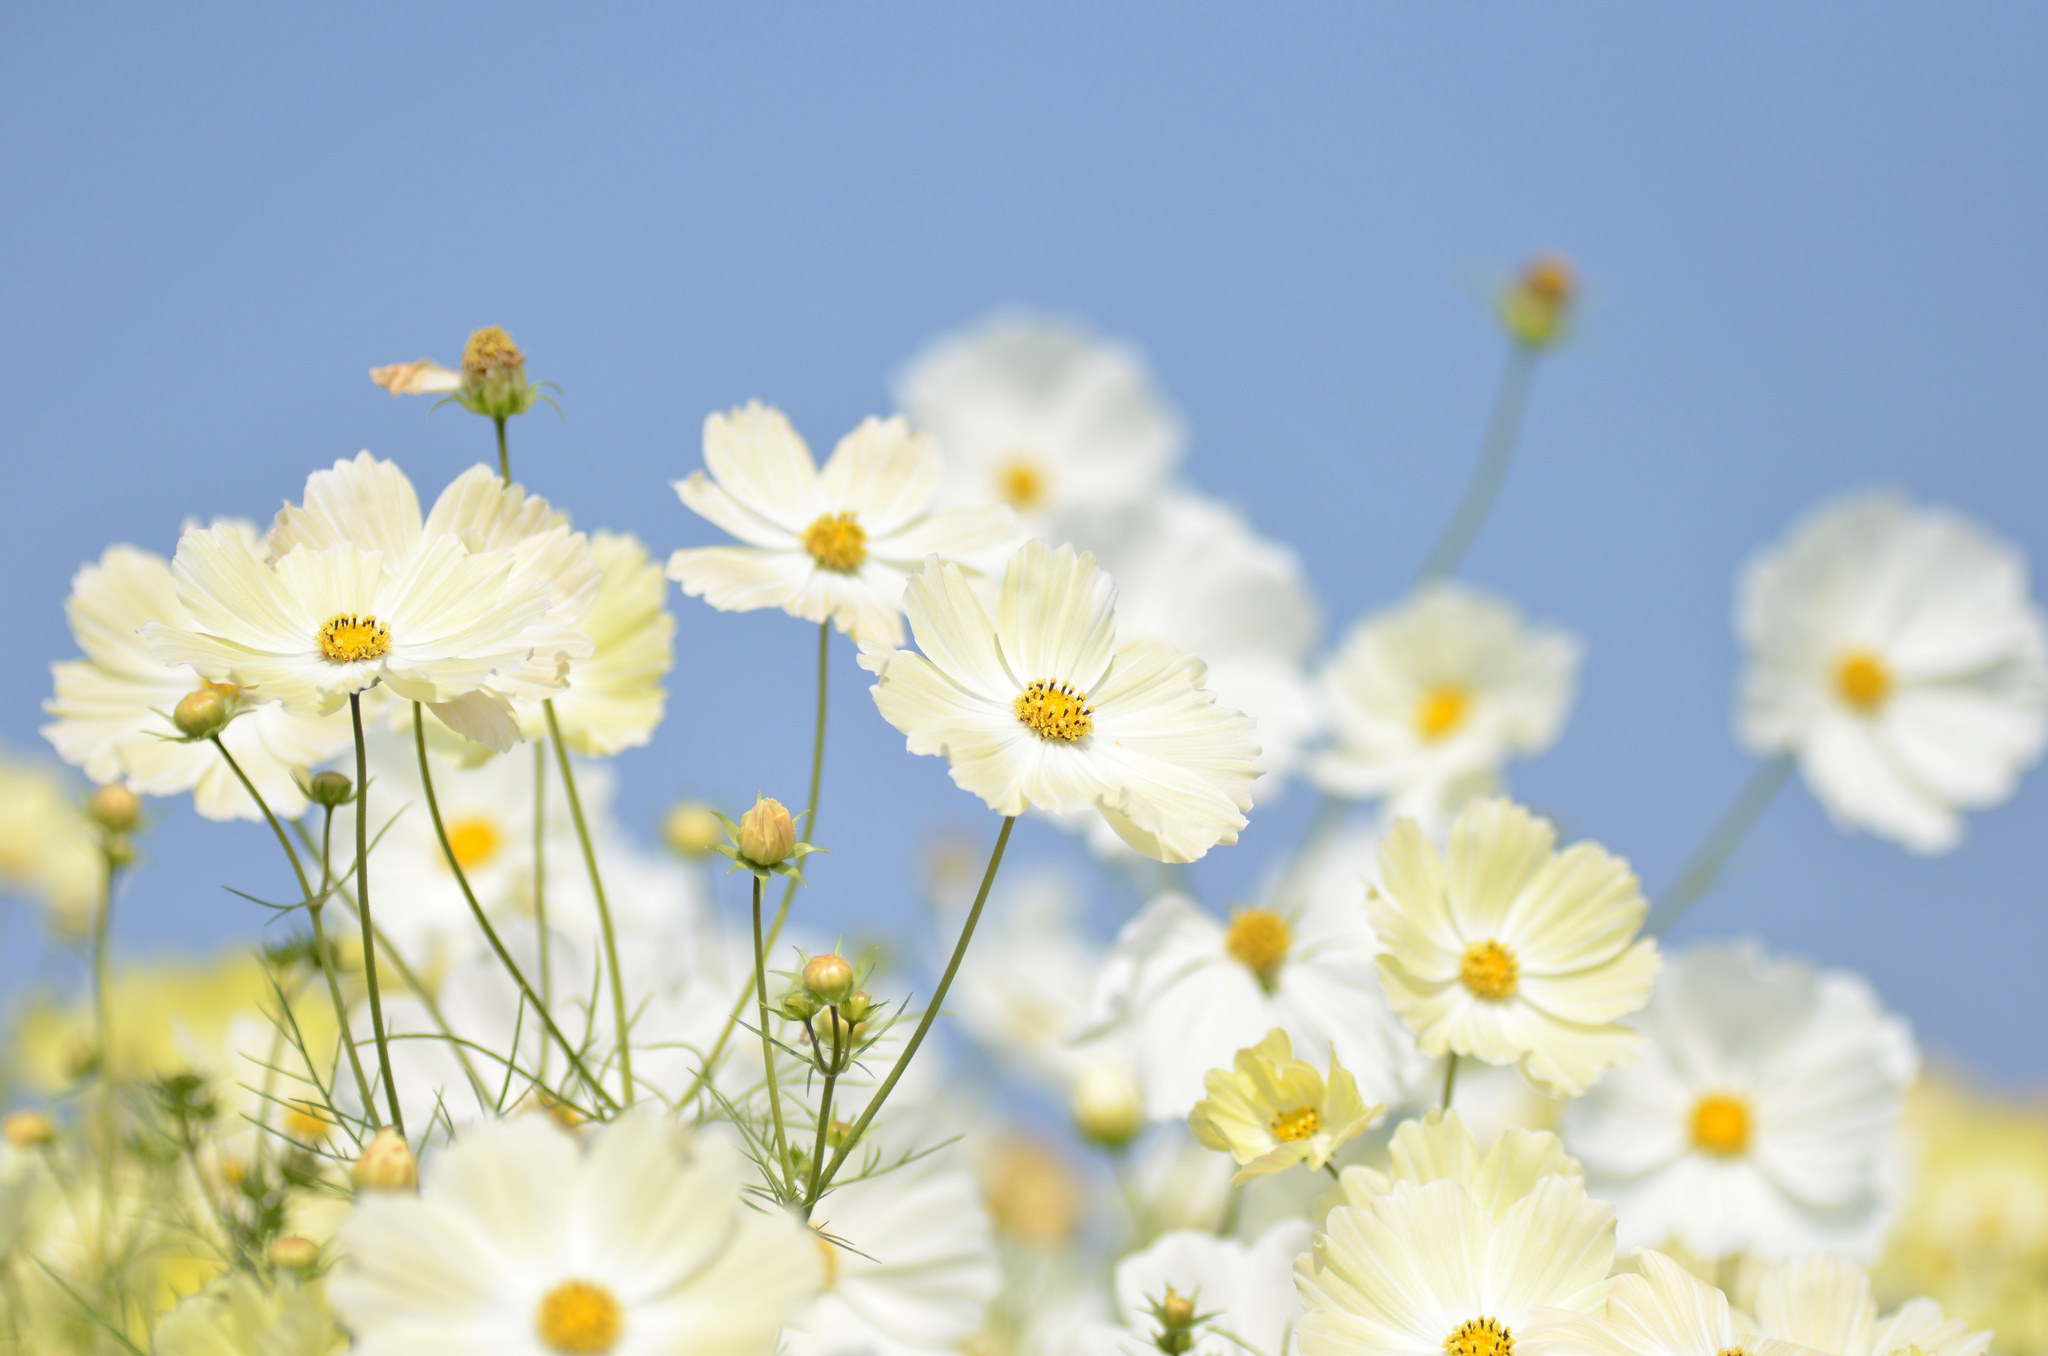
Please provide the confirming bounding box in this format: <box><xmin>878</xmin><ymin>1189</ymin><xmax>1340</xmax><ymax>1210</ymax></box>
<box><xmin>445</xmin><ymin>816</ymin><xmax>502</xmax><ymax>872</ymax></box>
<box><xmin>1690</xmin><ymin>1092</ymin><xmax>1752</xmax><ymax>1156</ymax></box>
<box><xmin>1225</xmin><ymin>908</ymin><xmax>1291</xmax><ymax>985</ymax></box>
<box><xmin>803</xmin><ymin>512</ymin><xmax>868</xmax><ymax>572</ymax></box>
<box><xmin>1446</xmin><ymin>1317</ymin><xmax>1514</xmax><ymax>1356</ymax></box>
<box><xmin>1835</xmin><ymin>649</ymin><xmax>1892</xmax><ymax>711</ymax></box>
<box><xmin>1014</xmin><ymin>679</ymin><xmax>1093</xmax><ymax>741</ymax></box>
<box><xmin>1270</xmin><ymin>1105</ymin><xmax>1320</xmax><ymax>1143</ymax></box>
<box><xmin>1416</xmin><ymin>685</ymin><xmax>1471</xmax><ymax>740</ymax></box>
<box><xmin>536</xmin><ymin>1279</ymin><xmax>622</xmax><ymax>1354</ymax></box>
<box><xmin>317</xmin><ymin>614</ymin><xmax>390</xmax><ymax>664</ymax></box>
<box><xmin>1459</xmin><ymin>940</ymin><xmax>1519</xmax><ymax>1000</ymax></box>
<box><xmin>997</xmin><ymin>455</ymin><xmax>1047</xmax><ymax>509</ymax></box>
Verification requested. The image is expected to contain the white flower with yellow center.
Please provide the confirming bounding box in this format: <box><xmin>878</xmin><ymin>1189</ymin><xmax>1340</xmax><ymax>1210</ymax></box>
<box><xmin>666</xmin><ymin>403</ymin><xmax>1017</xmax><ymax>647</ymax></box>
<box><xmin>1190</xmin><ymin>1027</ymin><xmax>1385</xmax><ymax>1183</ymax></box>
<box><xmin>0</xmin><ymin>750</ymin><xmax>104</xmax><ymax>936</ymax></box>
<box><xmin>329</xmin><ymin>1110</ymin><xmax>820</xmax><ymax>1355</ymax></box>
<box><xmin>865</xmin><ymin>540</ymin><xmax>1261</xmax><ymax>862</ymax></box>
<box><xmin>1294</xmin><ymin>1172</ymin><xmax>1616</xmax><ymax>1356</ymax></box>
<box><xmin>516</xmin><ymin>531</ymin><xmax>673</xmax><ymax>755</ymax></box>
<box><xmin>1748</xmin><ymin>1255</ymin><xmax>1992</xmax><ymax>1356</ymax></box>
<box><xmin>1310</xmin><ymin>583</ymin><xmax>1581</xmax><ymax>832</ymax></box>
<box><xmin>893</xmin><ymin>312</ymin><xmax>1184</xmax><ymax>533</ymax></box>
<box><xmin>1085</xmin><ymin>886</ymin><xmax>1425</xmax><ymax>1122</ymax></box>
<box><xmin>1561</xmin><ymin>943</ymin><xmax>1918</xmax><ymax>1262</ymax></box>
<box><xmin>1333</xmin><ymin>1110</ymin><xmax>1583</xmax><ymax>1224</ymax></box>
<box><xmin>1370</xmin><ymin>798</ymin><xmax>1659</xmax><ymax>1098</ymax></box>
<box><xmin>1521</xmin><ymin>1249</ymin><xmax>1824</xmax><ymax>1356</ymax></box>
<box><xmin>44</xmin><ymin>534</ymin><xmax>350</xmax><ymax>821</ymax></box>
<box><xmin>1737</xmin><ymin>490</ymin><xmax>2048</xmax><ymax>853</ymax></box>
<box><xmin>1076</xmin><ymin>1221</ymin><xmax>1312</xmax><ymax>1356</ymax></box>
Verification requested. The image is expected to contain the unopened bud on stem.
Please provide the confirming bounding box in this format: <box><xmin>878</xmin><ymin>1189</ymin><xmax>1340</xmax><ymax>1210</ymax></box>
<box><xmin>803</xmin><ymin>954</ymin><xmax>855</xmax><ymax>1005</ymax></box>
<box><xmin>352</xmin><ymin>1128</ymin><xmax>417</xmax><ymax>1191</ymax></box>
<box><xmin>662</xmin><ymin>801</ymin><xmax>722</xmax><ymax>857</ymax></box>
<box><xmin>1499</xmin><ymin>252</ymin><xmax>1577</xmax><ymax>349</ymax></box>
<box><xmin>737</xmin><ymin>796</ymin><xmax>797</xmax><ymax>869</ymax></box>
<box><xmin>173</xmin><ymin>687</ymin><xmax>233</xmax><ymax>740</ymax></box>
<box><xmin>88</xmin><ymin>784</ymin><xmax>141</xmax><ymax>833</ymax></box>
<box><xmin>307</xmin><ymin>771</ymin><xmax>354</xmax><ymax>808</ymax></box>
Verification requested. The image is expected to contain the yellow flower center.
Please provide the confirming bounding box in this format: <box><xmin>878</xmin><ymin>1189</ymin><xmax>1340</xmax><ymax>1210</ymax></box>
<box><xmin>536</xmin><ymin>1279</ymin><xmax>622</xmax><ymax>1354</ymax></box>
<box><xmin>1014</xmin><ymin>679</ymin><xmax>1093</xmax><ymax>741</ymax></box>
<box><xmin>318</xmin><ymin>614</ymin><xmax>390</xmax><ymax>663</ymax></box>
<box><xmin>1691</xmin><ymin>1093</ymin><xmax>1752</xmax><ymax>1156</ymax></box>
<box><xmin>1270</xmin><ymin>1105</ymin><xmax>1321</xmax><ymax>1143</ymax></box>
<box><xmin>283</xmin><ymin>1105</ymin><xmax>332</xmax><ymax>1142</ymax></box>
<box><xmin>1835</xmin><ymin>649</ymin><xmax>1892</xmax><ymax>711</ymax></box>
<box><xmin>1225</xmin><ymin>908</ymin><xmax>1291</xmax><ymax>983</ymax></box>
<box><xmin>1446</xmin><ymin>1316</ymin><xmax>1514</xmax><ymax>1356</ymax></box>
<box><xmin>997</xmin><ymin>455</ymin><xmax>1048</xmax><ymax>509</ymax></box>
<box><xmin>802</xmin><ymin>512</ymin><xmax>869</xmax><ymax>572</ymax></box>
<box><xmin>1716</xmin><ymin>1349</ymin><xmax>1754</xmax><ymax>1356</ymax></box>
<box><xmin>444</xmin><ymin>815</ymin><xmax>502</xmax><ymax>872</ymax></box>
<box><xmin>1415</xmin><ymin>685</ymin><xmax>1471</xmax><ymax>740</ymax></box>
<box><xmin>463</xmin><ymin>325</ymin><xmax>525</xmax><ymax>373</ymax></box>
<box><xmin>1459</xmin><ymin>940</ymin><xmax>1519</xmax><ymax>1000</ymax></box>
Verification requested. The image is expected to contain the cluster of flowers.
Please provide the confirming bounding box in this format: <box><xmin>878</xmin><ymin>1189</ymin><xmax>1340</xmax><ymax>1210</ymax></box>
<box><xmin>0</xmin><ymin>265</ymin><xmax>2044</xmax><ymax>1356</ymax></box>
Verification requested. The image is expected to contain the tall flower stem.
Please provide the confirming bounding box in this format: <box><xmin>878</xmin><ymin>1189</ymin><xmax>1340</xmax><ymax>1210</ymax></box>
<box><xmin>1418</xmin><ymin>344</ymin><xmax>1538</xmax><ymax>582</ymax></box>
<box><xmin>1647</xmin><ymin>753</ymin><xmax>1795</xmax><ymax>937</ymax></box>
<box><xmin>91</xmin><ymin>849</ymin><xmax>117</xmax><ymax>1097</ymax></box>
<box><xmin>751</xmin><ymin>874</ymin><xmax>795</xmax><ymax>1196</ymax></box>
<box><xmin>807</xmin><ymin>814</ymin><xmax>1014</xmax><ymax>1213</ymax></box>
<box><xmin>543</xmin><ymin>700</ymin><xmax>633</xmax><ymax>1105</ymax></box>
<box><xmin>1440</xmin><ymin>1053</ymin><xmax>1460</xmax><ymax>1112</ymax></box>
<box><xmin>533</xmin><ymin>737</ymin><xmax>552</xmax><ymax>1076</ymax></box>
<box><xmin>494</xmin><ymin>416</ymin><xmax>511</xmax><ymax>483</ymax></box>
<box><xmin>350</xmin><ymin>694</ymin><xmax>405</xmax><ymax>1137</ymax></box>
<box><xmin>804</xmin><ymin>1013</ymin><xmax>845</xmax><ymax>1205</ymax></box>
<box><xmin>411</xmin><ymin>704</ymin><xmax>619</xmax><ymax>1112</ymax></box>
<box><xmin>679</xmin><ymin>621</ymin><xmax>831</xmax><ymax>1112</ymax></box>
<box><xmin>210</xmin><ymin>736</ymin><xmax>378</xmax><ymax>1125</ymax></box>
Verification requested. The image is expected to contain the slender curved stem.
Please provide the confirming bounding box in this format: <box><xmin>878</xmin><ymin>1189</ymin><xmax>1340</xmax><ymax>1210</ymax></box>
<box><xmin>752</xmin><ymin>874</ymin><xmax>794</xmax><ymax>1195</ymax></box>
<box><xmin>494</xmin><ymin>416</ymin><xmax>510</xmax><ymax>483</ymax></box>
<box><xmin>1440</xmin><ymin>1053</ymin><xmax>1460</xmax><ymax>1112</ymax></box>
<box><xmin>411</xmin><ymin>703</ymin><xmax>619</xmax><ymax>1111</ymax></box>
<box><xmin>351</xmin><ymin>694</ymin><xmax>405</xmax><ymax>1137</ymax></box>
<box><xmin>542</xmin><ymin>701</ymin><xmax>633</xmax><ymax>1105</ymax></box>
<box><xmin>1418</xmin><ymin>344</ymin><xmax>1538</xmax><ymax>581</ymax></box>
<box><xmin>807</xmin><ymin>814</ymin><xmax>1014</xmax><ymax>1213</ymax></box>
<box><xmin>1647</xmin><ymin>753</ymin><xmax>1795</xmax><ymax>937</ymax></box>
<box><xmin>805</xmin><ymin>1015</ymin><xmax>844</xmax><ymax>1204</ymax></box>
<box><xmin>533</xmin><ymin>737</ymin><xmax>552</xmax><ymax>1078</ymax></box>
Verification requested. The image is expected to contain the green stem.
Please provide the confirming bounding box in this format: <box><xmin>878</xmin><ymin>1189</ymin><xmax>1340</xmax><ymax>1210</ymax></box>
<box><xmin>805</xmin><ymin>1014</ymin><xmax>843</xmax><ymax>1204</ymax></box>
<box><xmin>91</xmin><ymin>844</ymin><xmax>118</xmax><ymax>1284</ymax></box>
<box><xmin>542</xmin><ymin>700</ymin><xmax>634</xmax><ymax>1105</ymax></box>
<box><xmin>494</xmin><ymin>416</ymin><xmax>510</xmax><ymax>483</ymax></box>
<box><xmin>1646</xmin><ymin>753</ymin><xmax>1795</xmax><ymax>937</ymax></box>
<box><xmin>807</xmin><ymin>814</ymin><xmax>1013</xmax><ymax>1212</ymax></box>
<box><xmin>1418</xmin><ymin>344</ymin><xmax>1538</xmax><ymax>581</ymax></box>
<box><xmin>411</xmin><ymin>704</ymin><xmax>618</xmax><ymax>1111</ymax></box>
<box><xmin>533</xmin><ymin>736</ymin><xmax>551</xmax><ymax>1077</ymax></box>
<box><xmin>752</xmin><ymin>874</ymin><xmax>794</xmax><ymax>1196</ymax></box>
<box><xmin>1441</xmin><ymin>1053</ymin><xmax>1460</xmax><ymax>1112</ymax></box>
<box><xmin>351</xmin><ymin>694</ymin><xmax>405</xmax><ymax>1137</ymax></box>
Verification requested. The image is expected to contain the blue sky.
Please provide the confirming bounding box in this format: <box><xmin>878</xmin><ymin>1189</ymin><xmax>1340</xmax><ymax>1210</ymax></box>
<box><xmin>3</xmin><ymin>6</ymin><xmax>2044</xmax><ymax>1078</ymax></box>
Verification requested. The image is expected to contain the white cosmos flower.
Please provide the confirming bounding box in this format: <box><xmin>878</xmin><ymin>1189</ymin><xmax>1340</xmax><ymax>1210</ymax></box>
<box><xmin>1310</xmin><ymin>582</ymin><xmax>1580</xmax><ymax>833</ymax></box>
<box><xmin>865</xmin><ymin>540</ymin><xmax>1261</xmax><ymax>862</ymax></box>
<box><xmin>1370</xmin><ymin>798</ymin><xmax>1659</xmax><ymax>1098</ymax></box>
<box><xmin>0</xmin><ymin>751</ymin><xmax>101</xmax><ymax>935</ymax></box>
<box><xmin>893</xmin><ymin>312</ymin><xmax>1184</xmax><ymax>534</ymax></box>
<box><xmin>329</xmin><ymin>1110</ymin><xmax>820</xmax><ymax>1355</ymax></box>
<box><xmin>1521</xmin><ymin>1249</ymin><xmax>1823</xmax><ymax>1356</ymax></box>
<box><xmin>1747</xmin><ymin>1254</ymin><xmax>1992</xmax><ymax>1356</ymax></box>
<box><xmin>1085</xmin><ymin>887</ymin><xmax>1424</xmax><ymax>1122</ymax></box>
<box><xmin>1333</xmin><ymin>1110</ymin><xmax>1583</xmax><ymax>1224</ymax></box>
<box><xmin>1076</xmin><ymin>1221</ymin><xmax>1311</xmax><ymax>1356</ymax></box>
<box><xmin>1561</xmin><ymin>943</ymin><xmax>1918</xmax><ymax>1262</ymax></box>
<box><xmin>1737</xmin><ymin>490</ymin><xmax>2048</xmax><ymax>853</ymax></box>
<box><xmin>44</xmin><ymin>534</ymin><xmax>349</xmax><ymax>821</ymax></box>
<box><xmin>516</xmin><ymin>531</ymin><xmax>673</xmax><ymax>755</ymax></box>
<box><xmin>666</xmin><ymin>403</ymin><xmax>1017</xmax><ymax>647</ymax></box>
<box><xmin>1294</xmin><ymin>1173</ymin><xmax>1616</xmax><ymax>1356</ymax></box>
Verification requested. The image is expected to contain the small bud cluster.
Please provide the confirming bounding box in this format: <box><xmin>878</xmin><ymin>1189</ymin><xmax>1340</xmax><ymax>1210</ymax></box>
<box><xmin>781</xmin><ymin>950</ymin><xmax>882</xmax><ymax>1076</ymax></box>
<box><xmin>1144</xmin><ymin>1286</ymin><xmax>1210</xmax><ymax>1355</ymax></box>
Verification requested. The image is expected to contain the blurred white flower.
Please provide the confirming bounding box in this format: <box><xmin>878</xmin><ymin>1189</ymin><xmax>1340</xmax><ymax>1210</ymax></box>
<box><xmin>893</xmin><ymin>313</ymin><xmax>1183</xmax><ymax>534</ymax></box>
<box><xmin>1562</xmin><ymin>942</ymin><xmax>1918</xmax><ymax>1262</ymax></box>
<box><xmin>949</xmin><ymin>866</ymin><xmax>1107</xmax><ymax>1090</ymax></box>
<box><xmin>1076</xmin><ymin>1221</ymin><xmax>1310</xmax><ymax>1356</ymax></box>
<box><xmin>0</xmin><ymin>750</ymin><xmax>104</xmax><ymax>935</ymax></box>
<box><xmin>667</xmin><ymin>403</ymin><xmax>1016</xmax><ymax>647</ymax></box>
<box><xmin>1522</xmin><ymin>1249</ymin><xmax>1821</xmax><ymax>1356</ymax></box>
<box><xmin>516</xmin><ymin>530</ymin><xmax>673</xmax><ymax>755</ymax></box>
<box><xmin>1738</xmin><ymin>490</ymin><xmax>2048</xmax><ymax>853</ymax></box>
<box><xmin>1748</xmin><ymin>1254</ymin><xmax>1992</xmax><ymax>1356</ymax></box>
<box><xmin>1310</xmin><ymin>582</ymin><xmax>1580</xmax><ymax>833</ymax></box>
<box><xmin>153</xmin><ymin>1272</ymin><xmax>344</xmax><ymax>1356</ymax></box>
<box><xmin>866</xmin><ymin>541</ymin><xmax>1261</xmax><ymax>862</ymax></box>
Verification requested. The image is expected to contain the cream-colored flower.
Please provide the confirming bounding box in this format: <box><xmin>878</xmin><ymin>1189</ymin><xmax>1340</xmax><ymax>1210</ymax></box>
<box><xmin>1333</xmin><ymin>1110</ymin><xmax>1582</xmax><ymax>1223</ymax></box>
<box><xmin>1190</xmin><ymin>1028</ymin><xmax>1384</xmax><ymax>1183</ymax></box>
<box><xmin>369</xmin><ymin>357</ymin><xmax>461</xmax><ymax>396</ymax></box>
<box><xmin>1562</xmin><ymin>943</ymin><xmax>1917</xmax><ymax>1262</ymax></box>
<box><xmin>154</xmin><ymin>1272</ymin><xmax>345</xmax><ymax>1355</ymax></box>
<box><xmin>893</xmin><ymin>312</ymin><xmax>1184</xmax><ymax>534</ymax></box>
<box><xmin>517</xmin><ymin>530</ymin><xmax>672</xmax><ymax>754</ymax></box>
<box><xmin>44</xmin><ymin>534</ymin><xmax>350</xmax><ymax>821</ymax></box>
<box><xmin>0</xmin><ymin>750</ymin><xmax>101</xmax><ymax>935</ymax></box>
<box><xmin>1370</xmin><ymin>798</ymin><xmax>1659</xmax><ymax>1097</ymax></box>
<box><xmin>1738</xmin><ymin>490</ymin><xmax>2048</xmax><ymax>853</ymax></box>
<box><xmin>1077</xmin><ymin>1221</ymin><xmax>1311</xmax><ymax>1356</ymax></box>
<box><xmin>667</xmin><ymin>402</ymin><xmax>1017</xmax><ymax>647</ymax></box>
<box><xmin>1310</xmin><ymin>583</ymin><xmax>1580</xmax><ymax>833</ymax></box>
<box><xmin>329</xmin><ymin>1110</ymin><xmax>819</xmax><ymax>1354</ymax></box>
<box><xmin>1749</xmin><ymin>1255</ymin><xmax>1992</xmax><ymax>1356</ymax></box>
<box><xmin>866</xmin><ymin>540</ymin><xmax>1260</xmax><ymax>862</ymax></box>
<box><xmin>1522</xmin><ymin>1249</ymin><xmax>1821</xmax><ymax>1356</ymax></box>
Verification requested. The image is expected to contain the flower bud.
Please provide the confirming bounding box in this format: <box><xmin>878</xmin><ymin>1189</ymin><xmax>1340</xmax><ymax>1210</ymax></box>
<box><xmin>816</xmin><ymin>1008</ymin><xmax>864</xmax><ymax>1065</ymax></box>
<box><xmin>1499</xmin><ymin>252</ymin><xmax>1576</xmax><ymax>349</ymax></box>
<box><xmin>172</xmin><ymin>686</ymin><xmax>232</xmax><ymax>739</ymax></box>
<box><xmin>102</xmin><ymin>836</ymin><xmax>139</xmax><ymax>870</ymax></box>
<box><xmin>825</xmin><ymin>1118</ymin><xmax>855</xmax><ymax>1151</ymax></box>
<box><xmin>1161</xmin><ymin>1287</ymin><xmax>1196</xmax><ymax>1329</ymax></box>
<box><xmin>87</xmin><ymin>784</ymin><xmax>141</xmax><ymax>834</ymax></box>
<box><xmin>662</xmin><ymin>800</ymin><xmax>723</xmax><ymax>857</ymax></box>
<box><xmin>802</xmin><ymin>954</ymin><xmax>856</xmax><ymax>1006</ymax></box>
<box><xmin>351</xmin><ymin>1128</ymin><xmax>417</xmax><ymax>1192</ymax></box>
<box><xmin>2</xmin><ymin>1110</ymin><xmax>55</xmax><ymax>1148</ymax></box>
<box><xmin>1071</xmin><ymin>1060</ymin><xmax>1144</xmax><ymax>1149</ymax></box>
<box><xmin>459</xmin><ymin>326</ymin><xmax>536</xmax><ymax>419</ymax></box>
<box><xmin>266</xmin><ymin>1235</ymin><xmax>319</xmax><ymax>1271</ymax></box>
<box><xmin>777</xmin><ymin>988</ymin><xmax>822</xmax><ymax>1023</ymax></box>
<box><xmin>307</xmin><ymin>771</ymin><xmax>354</xmax><ymax>808</ymax></box>
<box><xmin>736</xmin><ymin>796</ymin><xmax>798</xmax><ymax>868</ymax></box>
<box><xmin>838</xmin><ymin>990</ymin><xmax>876</xmax><ymax>1024</ymax></box>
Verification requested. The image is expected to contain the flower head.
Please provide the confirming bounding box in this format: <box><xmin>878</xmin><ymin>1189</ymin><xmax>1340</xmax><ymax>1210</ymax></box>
<box><xmin>1334</xmin><ymin>1109</ymin><xmax>1584</xmax><ymax>1223</ymax></box>
<box><xmin>1520</xmin><ymin>1249</ymin><xmax>1823</xmax><ymax>1356</ymax></box>
<box><xmin>1077</xmin><ymin>1222</ymin><xmax>1310</xmax><ymax>1356</ymax></box>
<box><xmin>1189</xmin><ymin>1028</ymin><xmax>1384</xmax><ymax>1183</ymax></box>
<box><xmin>1750</xmin><ymin>1255</ymin><xmax>1991</xmax><ymax>1356</ymax></box>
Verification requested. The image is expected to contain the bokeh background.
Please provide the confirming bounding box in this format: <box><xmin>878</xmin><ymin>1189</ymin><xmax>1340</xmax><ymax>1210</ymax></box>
<box><xmin>4</xmin><ymin>7</ymin><xmax>2044</xmax><ymax>1078</ymax></box>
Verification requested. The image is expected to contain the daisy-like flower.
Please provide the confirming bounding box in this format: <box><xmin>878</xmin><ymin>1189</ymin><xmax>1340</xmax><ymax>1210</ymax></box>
<box><xmin>329</xmin><ymin>1109</ymin><xmax>820</xmax><ymax>1354</ymax></box>
<box><xmin>1294</xmin><ymin>1172</ymin><xmax>1616</xmax><ymax>1356</ymax></box>
<box><xmin>1334</xmin><ymin>1110</ymin><xmax>1583</xmax><ymax>1223</ymax></box>
<box><xmin>1737</xmin><ymin>490</ymin><xmax>2048</xmax><ymax>853</ymax></box>
<box><xmin>1189</xmin><ymin>1027</ymin><xmax>1385</xmax><ymax>1183</ymax></box>
<box><xmin>517</xmin><ymin>531</ymin><xmax>673</xmax><ymax>754</ymax></box>
<box><xmin>1371</xmin><ymin>797</ymin><xmax>1659</xmax><ymax>1098</ymax></box>
<box><xmin>667</xmin><ymin>403</ymin><xmax>1017</xmax><ymax>647</ymax></box>
<box><xmin>1084</xmin><ymin>886</ymin><xmax>1424</xmax><ymax>1122</ymax></box>
<box><xmin>1076</xmin><ymin>1221</ymin><xmax>1311</xmax><ymax>1356</ymax></box>
<box><xmin>866</xmin><ymin>540</ymin><xmax>1261</xmax><ymax>862</ymax></box>
<box><xmin>1310</xmin><ymin>583</ymin><xmax>1581</xmax><ymax>832</ymax></box>
<box><xmin>43</xmin><ymin>534</ymin><xmax>350</xmax><ymax>821</ymax></box>
<box><xmin>1749</xmin><ymin>1255</ymin><xmax>1992</xmax><ymax>1356</ymax></box>
<box><xmin>1522</xmin><ymin>1249</ymin><xmax>1822</xmax><ymax>1356</ymax></box>
<box><xmin>892</xmin><ymin>312</ymin><xmax>1184</xmax><ymax>533</ymax></box>
<box><xmin>1561</xmin><ymin>943</ymin><xmax>1918</xmax><ymax>1262</ymax></box>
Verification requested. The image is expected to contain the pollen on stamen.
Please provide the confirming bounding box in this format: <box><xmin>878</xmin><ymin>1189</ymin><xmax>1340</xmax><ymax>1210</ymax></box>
<box><xmin>1014</xmin><ymin>678</ymin><xmax>1093</xmax><ymax>742</ymax></box>
<box><xmin>802</xmin><ymin>512</ymin><xmax>868</xmax><ymax>572</ymax></box>
<box><xmin>1415</xmin><ymin>684</ymin><xmax>1471</xmax><ymax>741</ymax></box>
<box><xmin>1459</xmin><ymin>940</ymin><xmax>1519</xmax><ymax>1001</ymax></box>
<box><xmin>317</xmin><ymin>614</ymin><xmax>390</xmax><ymax>664</ymax></box>
<box><xmin>1835</xmin><ymin>649</ymin><xmax>1892</xmax><ymax>711</ymax></box>
<box><xmin>536</xmin><ymin>1279</ymin><xmax>622</xmax><ymax>1354</ymax></box>
<box><xmin>1270</xmin><ymin>1105</ymin><xmax>1320</xmax><ymax>1143</ymax></box>
<box><xmin>1446</xmin><ymin>1316</ymin><xmax>1514</xmax><ymax>1356</ymax></box>
<box><xmin>1225</xmin><ymin>908</ymin><xmax>1291</xmax><ymax>985</ymax></box>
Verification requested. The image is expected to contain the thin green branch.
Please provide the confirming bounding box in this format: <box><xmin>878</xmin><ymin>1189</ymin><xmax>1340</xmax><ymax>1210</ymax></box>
<box><xmin>543</xmin><ymin>700</ymin><xmax>633</xmax><ymax>1105</ymax></box>
<box><xmin>350</xmin><ymin>693</ymin><xmax>405</xmax><ymax>1136</ymax></box>
<box><xmin>1646</xmin><ymin>752</ymin><xmax>1795</xmax><ymax>936</ymax></box>
<box><xmin>1418</xmin><ymin>343</ymin><xmax>1538</xmax><ymax>581</ymax></box>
